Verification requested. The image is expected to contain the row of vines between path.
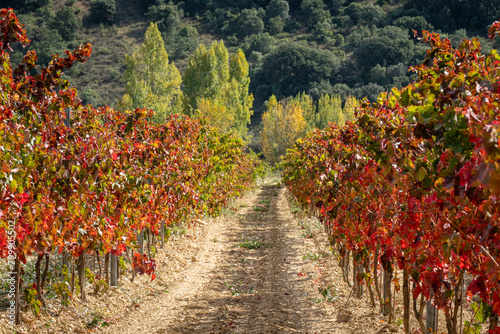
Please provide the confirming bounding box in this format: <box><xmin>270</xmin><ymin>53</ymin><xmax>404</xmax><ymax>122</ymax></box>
<box><xmin>0</xmin><ymin>8</ymin><xmax>262</xmax><ymax>325</ymax></box>
<box><xmin>282</xmin><ymin>22</ymin><xmax>500</xmax><ymax>334</ymax></box>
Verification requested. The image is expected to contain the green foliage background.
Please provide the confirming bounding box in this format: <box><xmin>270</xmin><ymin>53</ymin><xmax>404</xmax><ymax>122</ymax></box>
<box><xmin>7</xmin><ymin>0</ymin><xmax>500</xmax><ymax>127</ymax></box>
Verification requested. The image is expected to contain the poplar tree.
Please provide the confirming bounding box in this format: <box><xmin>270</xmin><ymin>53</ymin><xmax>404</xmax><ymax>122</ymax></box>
<box><xmin>183</xmin><ymin>41</ymin><xmax>253</xmax><ymax>140</ymax></box>
<box><xmin>117</xmin><ymin>22</ymin><xmax>182</xmax><ymax>123</ymax></box>
<box><xmin>261</xmin><ymin>95</ymin><xmax>306</xmax><ymax>164</ymax></box>
<box><xmin>343</xmin><ymin>96</ymin><xmax>359</xmax><ymax>123</ymax></box>
<box><xmin>182</xmin><ymin>41</ymin><xmax>228</xmax><ymax>115</ymax></box>
<box><xmin>316</xmin><ymin>94</ymin><xmax>343</xmax><ymax>129</ymax></box>
<box><xmin>228</xmin><ymin>49</ymin><xmax>253</xmax><ymax>140</ymax></box>
<box><xmin>294</xmin><ymin>92</ymin><xmax>315</xmax><ymax>132</ymax></box>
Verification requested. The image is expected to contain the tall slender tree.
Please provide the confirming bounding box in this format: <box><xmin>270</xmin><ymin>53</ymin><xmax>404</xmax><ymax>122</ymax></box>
<box><xmin>316</xmin><ymin>94</ymin><xmax>343</xmax><ymax>129</ymax></box>
<box><xmin>294</xmin><ymin>92</ymin><xmax>315</xmax><ymax>132</ymax></box>
<box><xmin>183</xmin><ymin>41</ymin><xmax>253</xmax><ymax>140</ymax></box>
<box><xmin>343</xmin><ymin>96</ymin><xmax>359</xmax><ymax>123</ymax></box>
<box><xmin>227</xmin><ymin>49</ymin><xmax>254</xmax><ymax>140</ymax></box>
<box><xmin>261</xmin><ymin>95</ymin><xmax>306</xmax><ymax>164</ymax></box>
<box><xmin>117</xmin><ymin>22</ymin><xmax>182</xmax><ymax>122</ymax></box>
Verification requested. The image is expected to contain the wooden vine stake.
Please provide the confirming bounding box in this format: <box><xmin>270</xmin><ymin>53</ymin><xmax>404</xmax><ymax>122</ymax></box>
<box><xmin>160</xmin><ymin>221</ymin><xmax>165</xmax><ymax>248</ymax></box>
<box><xmin>373</xmin><ymin>245</ymin><xmax>382</xmax><ymax>305</ymax></box>
<box><xmin>70</xmin><ymin>259</ymin><xmax>76</xmax><ymax>296</ymax></box>
<box><xmin>425</xmin><ymin>297</ymin><xmax>438</xmax><ymax>334</ymax></box>
<box><xmin>364</xmin><ymin>260</ymin><xmax>376</xmax><ymax>307</ymax></box>
<box><xmin>61</xmin><ymin>252</ymin><xmax>69</xmax><ymax>278</ymax></box>
<box><xmin>110</xmin><ymin>254</ymin><xmax>118</xmax><ymax>287</ymax></box>
<box><xmin>138</xmin><ymin>230</ymin><xmax>144</xmax><ymax>255</ymax></box>
<box><xmin>104</xmin><ymin>253</ymin><xmax>110</xmax><ymax>287</ymax></box>
<box><xmin>343</xmin><ymin>249</ymin><xmax>351</xmax><ymax>286</ymax></box>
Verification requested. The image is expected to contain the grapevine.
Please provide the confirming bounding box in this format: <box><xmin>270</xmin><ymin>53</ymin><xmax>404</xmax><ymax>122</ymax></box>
<box><xmin>282</xmin><ymin>22</ymin><xmax>500</xmax><ymax>333</ymax></box>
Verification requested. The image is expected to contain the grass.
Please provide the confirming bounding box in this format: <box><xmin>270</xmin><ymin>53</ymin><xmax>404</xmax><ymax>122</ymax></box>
<box><xmin>298</xmin><ymin>218</ymin><xmax>322</xmax><ymax>238</ymax></box>
<box><xmin>253</xmin><ymin>205</ymin><xmax>268</xmax><ymax>212</ymax></box>
<box><xmin>85</xmin><ymin>311</ymin><xmax>109</xmax><ymax>329</ymax></box>
<box><xmin>302</xmin><ymin>252</ymin><xmax>327</xmax><ymax>261</ymax></box>
<box><xmin>227</xmin><ymin>283</ymin><xmax>241</xmax><ymax>296</ymax></box>
<box><xmin>169</xmin><ymin>224</ymin><xmax>187</xmax><ymax>237</ymax></box>
<box><xmin>239</xmin><ymin>239</ymin><xmax>265</xmax><ymax>249</ymax></box>
<box><xmin>317</xmin><ymin>286</ymin><xmax>339</xmax><ymax>303</ymax></box>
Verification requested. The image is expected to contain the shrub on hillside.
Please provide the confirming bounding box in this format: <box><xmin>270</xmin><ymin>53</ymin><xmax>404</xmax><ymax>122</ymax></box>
<box><xmin>90</xmin><ymin>0</ymin><xmax>116</xmax><ymax>25</ymax></box>
<box><xmin>49</xmin><ymin>5</ymin><xmax>81</xmax><ymax>41</ymax></box>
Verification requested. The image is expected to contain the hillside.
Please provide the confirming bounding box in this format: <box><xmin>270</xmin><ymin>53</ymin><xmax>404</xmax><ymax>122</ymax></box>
<box><xmin>6</xmin><ymin>0</ymin><xmax>500</xmax><ymax>123</ymax></box>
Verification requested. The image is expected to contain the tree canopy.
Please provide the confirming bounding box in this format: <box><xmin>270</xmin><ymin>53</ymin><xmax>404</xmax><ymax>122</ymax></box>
<box><xmin>117</xmin><ymin>22</ymin><xmax>182</xmax><ymax>122</ymax></box>
<box><xmin>251</xmin><ymin>42</ymin><xmax>341</xmax><ymax>103</ymax></box>
<box><xmin>183</xmin><ymin>41</ymin><xmax>254</xmax><ymax>140</ymax></box>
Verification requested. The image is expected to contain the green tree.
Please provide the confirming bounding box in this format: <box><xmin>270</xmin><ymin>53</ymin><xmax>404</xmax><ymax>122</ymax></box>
<box><xmin>183</xmin><ymin>41</ymin><xmax>254</xmax><ymax>140</ymax></box>
<box><xmin>351</xmin><ymin>83</ymin><xmax>385</xmax><ymax>102</ymax></box>
<box><xmin>251</xmin><ymin>42</ymin><xmax>341</xmax><ymax>103</ymax></box>
<box><xmin>266</xmin><ymin>0</ymin><xmax>290</xmax><ymax>20</ymax></box>
<box><xmin>261</xmin><ymin>95</ymin><xmax>306</xmax><ymax>164</ymax></box>
<box><xmin>403</xmin><ymin>0</ymin><xmax>500</xmax><ymax>33</ymax></box>
<box><xmin>268</xmin><ymin>16</ymin><xmax>285</xmax><ymax>35</ymax></box>
<box><xmin>328</xmin><ymin>0</ymin><xmax>346</xmax><ymax>15</ymax></box>
<box><xmin>343</xmin><ymin>3</ymin><xmax>385</xmax><ymax>26</ymax></box>
<box><xmin>80</xmin><ymin>88</ymin><xmax>99</xmax><ymax>106</ymax></box>
<box><xmin>354</xmin><ymin>36</ymin><xmax>413</xmax><ymax>70</ymax></box>
<box><xmin>49</xmin><ymin>5</ymin><xmax>81</xmax><ymax>41</ymax></box>
<box><xmin>90</xmin><ymin>0</ymin><xmax>116</xmax><ymax>25</ymax></box>
<box><xmin>393</xmin><ymin>16</ymin><xmax>434</xmax><ymax>37</ymax></box>
<box><xmin>314</xmin><ymin>20</ymin><xmax>335</xmax><ymax>44</ymax></box>
<box><xmin>30</xmin><ymin>28</ymin><xmax>66</xmax><ymax>65</ymax></box>
<box><xmin>301</xmin><ymin>0</ymin><xmax>330</xmax><ymax>29</ymax></box>
<box><xmin>183</xmin><ymin>41</ymin><xmax>228</xmax><ymax>115</ymax></box>
<box><xmin>146</xmin><ymin>0</ymin><xmax>183</xmax><ymax>35</ymax></box>
<box><xmin>369</xmin><ymin>64</ymin><xmax>387</xmax><ymax>84</ymax></box>
<box><xmin>117</xmin><ymin>22</ymin><xmax>182</xmax><ymax>122</ymax></box>
<box><xmin>243</xmin><ymin>33</ymin><xmax>276</xmax><ymax>55</ymax></box>
<box><xmin>316</xmin><ymin>94</ymin><xmax>343</xmax><ymax>129</ymax></box>
<box><xmin>235</xmin><ymin>8</ymin><xmax>265</xmax><ymax>39</ymax></box>
<box><xmin>170</xmin><ymin>25</ymin><xmax>199</xmax><ymax>59</ymax></box>
<box><xmin>146</xmin><ymin>1</ymin><xmax>199</xmax><ymax>60</ymax></box>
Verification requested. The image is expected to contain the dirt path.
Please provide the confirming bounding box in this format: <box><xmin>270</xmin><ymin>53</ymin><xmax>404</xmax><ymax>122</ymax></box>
<box><xmin>96</xmin><ymin>184</ymin><xmax>343</xmax><ymax>334</ymax></box>
<box><xmin>1</xmin><ymin>181</ymin><xmax>478</xmax><ymax>334</ymax></box>
<box><xmin>98</xmin><ymin>181</ymin><xmax>387</xmax><ymax>334</ymax></box>
<box><xmin>0</xmin><ymin>180</ymin><xmax>389</xmax><ymax>334</ymax></box>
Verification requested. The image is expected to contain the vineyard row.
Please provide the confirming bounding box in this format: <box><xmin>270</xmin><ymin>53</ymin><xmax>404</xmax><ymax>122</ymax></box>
<box><xmin>0</xmin><ymin>9</ymin><xmax>262</xmax><ymax>325</ymax></box>
<box><xmin>281</xmin><ymin>22</ymin><xmax>500</xmax><ymax>334</ymax></box>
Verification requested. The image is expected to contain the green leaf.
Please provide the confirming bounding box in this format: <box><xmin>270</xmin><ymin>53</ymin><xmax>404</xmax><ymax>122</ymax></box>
<box><xmin>10</xmin><ymin>179</ymin><xmax>17</xmax><ymax>192</ymax></box>
<box><xmin>417</xmin><ymin>167</ymin><xmax>426</xmax><ymax>181</ymax></box>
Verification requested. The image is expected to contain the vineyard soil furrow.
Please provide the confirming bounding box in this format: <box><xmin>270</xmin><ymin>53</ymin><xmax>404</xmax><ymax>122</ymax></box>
<box><xmin>96</xmin><ymin>181</ymin><xmax>385</xmax><ymax>334</ymax></box>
